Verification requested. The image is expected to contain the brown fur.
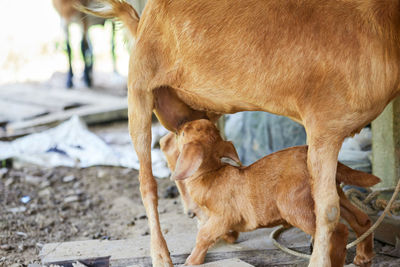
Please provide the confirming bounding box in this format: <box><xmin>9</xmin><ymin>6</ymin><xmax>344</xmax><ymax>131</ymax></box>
<box><xmin>53</xmin><ymin>0</ymin><xmax>90</xmax><ymax>23</ymax></box>
<box><xmin>162</xmin><ymin>119</ymin><xmax>378</xmax><ymax>266</ymax></box>
<box><xmin>82</xmin><ymin>1</ymin><xmax>399</xmax><ymax>266</ymax></box>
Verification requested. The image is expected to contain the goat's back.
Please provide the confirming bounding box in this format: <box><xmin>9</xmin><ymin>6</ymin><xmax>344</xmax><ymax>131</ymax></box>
<box><xmin>136</xmin><ymin>0</ymin><xmax>400</xmax><ymax>123</ymax></box>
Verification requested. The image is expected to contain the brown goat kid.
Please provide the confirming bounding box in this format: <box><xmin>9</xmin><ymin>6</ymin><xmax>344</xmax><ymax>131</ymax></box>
<box><xmin>161</xmin><ymin>119</ymin><xmax>378</xmax><ymax>267</ymax></box>
<box><xmin>81</xmin><ymin>1</ymin><xmax>400</xmax><ymax>266</ymax></box>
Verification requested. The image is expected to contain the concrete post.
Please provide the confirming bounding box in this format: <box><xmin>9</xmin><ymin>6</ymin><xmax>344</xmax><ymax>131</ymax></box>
<box><xmin>372</xmin><ymin>97</ymin><xmax>400</xmax><ymax>189</ymax></box>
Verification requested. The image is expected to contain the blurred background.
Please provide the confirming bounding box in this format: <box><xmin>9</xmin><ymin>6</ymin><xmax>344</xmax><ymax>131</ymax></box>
<box><xmin>0</xmin><ymin>0</ymin><xmax>130</xmax><ymax>86</ymax></box>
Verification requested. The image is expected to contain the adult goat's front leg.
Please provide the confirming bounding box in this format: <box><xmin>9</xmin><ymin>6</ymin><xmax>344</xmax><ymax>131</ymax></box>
<box><xmin>128</xmin><ymin>89</ymin><xmax>173</xmax><ymax>267</ymax></box>
<box><xmin>307</xmin><ymin>131</ymin><xmax>343</xmax><ymax>267</ymax></box>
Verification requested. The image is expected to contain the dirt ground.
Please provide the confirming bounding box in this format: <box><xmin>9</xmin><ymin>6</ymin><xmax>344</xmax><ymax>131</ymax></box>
<box><xmin>2</xmin><ymin>161</ymin><xmax>400</xmax><ymax>267</ymax></box>
<box><xmin>0</xmin><ymin>163</ymin><xmax>198</xmax><ymax>266</ymax></box>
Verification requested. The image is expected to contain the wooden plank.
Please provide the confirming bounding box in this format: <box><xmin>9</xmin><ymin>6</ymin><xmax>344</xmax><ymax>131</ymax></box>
<box><xmin>43</xmin><ymin>256</ymin><xmax>110</xmax><ymax>267</ymax></box>
<box><xmin>0</xmin><ymin>84</ymin><xmax>123</xmax><ymax>108</ymax></box>
<box><xmin>191</xmin><ymin>259</ymin><xmax>255</xmax><ymax>267</ymax></box>
<box><xmin>2</xmin><ymin>103</ymin><xmax>127</xmax><ymax>138</ymax></box>
<box><xmin>40</xmin><ymin>228</ymin><xmax>310</xmax><ymax>267</ymax></box>
<box><xmin>370</xmin><ymin>215</ymin><xmax>400</xmax><ymax>246</ymax></box>
<box><xmin>0</xmin><ymin>99</ymin><xmax>49</xmax><ymax>124</ymax></box>
<box><xmin>0</xmin><ymin>83</ymin><xmax>129</xmax><ymax>139</ymax></box>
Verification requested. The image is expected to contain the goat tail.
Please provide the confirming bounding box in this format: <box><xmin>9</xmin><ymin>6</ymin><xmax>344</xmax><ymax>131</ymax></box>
<box><xmin>336</xmin><ymin>162</ymin><xmax>381</xmax><ymax>187</ymax></box>
<box><xmin>76</xmin><ymin>0</ymin><xmax>139</xmax><ymax>38</ymax></box>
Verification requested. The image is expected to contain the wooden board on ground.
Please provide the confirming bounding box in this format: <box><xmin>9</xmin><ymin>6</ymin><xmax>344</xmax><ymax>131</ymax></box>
<box><xmin>0</xmin><ymin>83</ymin><xmax>128</xmax><ymax>139</ymax></box>
<box><xmin>40</xmin><ymin>228</ymin><xmax>311</xmax><ymax>267</ymax></box>
<box><xmin>371</xmin><ymin>215</ymin><xmax>400</xmax><ymax>246</ymax></box>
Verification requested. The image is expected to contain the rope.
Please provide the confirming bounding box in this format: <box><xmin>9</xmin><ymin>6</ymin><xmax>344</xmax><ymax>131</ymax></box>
<box><xmin>270</xmin><ymin>178</ymin><xmax>400</xmax><ymax>259</ymax></box>
<box><xmin>269</xmin><ymin>226</ymin><xmax>311</xmax><ymax>260</ymax></box>
<box><xmin>346</xmin><ymin>178</ymin><xmax>400</xmax><ymax>248</ymax></box>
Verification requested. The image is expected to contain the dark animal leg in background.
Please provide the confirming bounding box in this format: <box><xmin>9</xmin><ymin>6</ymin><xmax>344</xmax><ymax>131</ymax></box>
<box><xmin>81</xmin><ymin>19</ymin><xmax>93</xmax><ymax>87</ymax></box>
<box><xmin>64</xmin><ymin>24</ymin><xmax>73</xmax><ymax>88</ymax></box>
<box><xmin>111</xmin><ymin>21</ymin><xmax>117</xmax><ymax>73</ymax></box>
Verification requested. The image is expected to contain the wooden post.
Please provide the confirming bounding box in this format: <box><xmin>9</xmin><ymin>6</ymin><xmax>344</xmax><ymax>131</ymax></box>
<box><xmin>372</xmin><ymin>97</ymin><xmax>400</xmax><ymax>189</ymax></box>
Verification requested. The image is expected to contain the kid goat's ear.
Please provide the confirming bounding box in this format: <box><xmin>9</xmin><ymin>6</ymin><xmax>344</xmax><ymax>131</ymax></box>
<box><xmin>171</xmin><ymin>142</ymin><xmax>204</xmax><ymax>180</ymax></box>
<box><xmin>219</xmin><ymin>141</ymin><xmax>242</xmax><ymax>167</ymax></box>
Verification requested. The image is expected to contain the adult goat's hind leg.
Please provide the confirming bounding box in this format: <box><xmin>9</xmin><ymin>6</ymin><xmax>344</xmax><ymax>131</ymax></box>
<box><xmin>338</xmin><ymin>188</ymin><xmax>374</xmax><ymax>266</ymax></box>
<box><xmin>64</xmin><ymin>23</ymin><xmax>73</xmax><ymax>88</ymax></box>
<box><xmin>307</xmin><ymin>129</ymin><xmax>344</xmax><ymax>267</ymax></box>
<box><xmin>128</xmin><ymin>88</ymin><xmax>173</xmax><ymax>267</ymax></box>
<box><xmin>81</xmin><ymin>17</ymin><xmax>93</xmax><ymax>87</ymax></box>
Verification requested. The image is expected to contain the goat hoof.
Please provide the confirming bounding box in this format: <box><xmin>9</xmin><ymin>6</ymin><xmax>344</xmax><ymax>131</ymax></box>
<box><xmin>83</xmin><ymin>76</ymin><xmax>92</xmax><ymax>87</ymax></box>
<box><xmin>66</xmin><ymin>79</ymin><xmax>73</xmax><ymax>89</ymax></box>
<box><xmin>353</xmin><ymin>254</ymin><xmax>373</xmax><ymax>267</ymax></box>
<box><xmin>153</xmin><ymin>254</ymin><xmax>173</xmax><ymax>267</ymax></box>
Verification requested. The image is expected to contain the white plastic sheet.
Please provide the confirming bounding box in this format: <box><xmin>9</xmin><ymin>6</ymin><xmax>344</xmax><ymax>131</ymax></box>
<box><xmin>0</xmin><ymin>116</ymin><xmax>170</xmax><ymax>178</ymax></box>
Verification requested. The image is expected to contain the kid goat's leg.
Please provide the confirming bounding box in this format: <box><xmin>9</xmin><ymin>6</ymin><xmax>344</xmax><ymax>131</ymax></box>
<box><xmin>81</xmin><ymin>17</ymin><xmax>93</xmax><ymax>87</ymax></box>
<box><xmin>128</xmin><ymin>88</ymin><xmax>172</xmax><ymax>267</ymax></box>
<box><xmin>329</xmin><ymin>222</ymin><xmax>348</xmax><ymax>267</ymax></box>
<box><xmin>307</xmin><ymin>129</ymin><xmax>344</xmax><ymax>267</ymax></box>
<box><xmin>185</xmin><ymin>218</ymin><xmax>228</xmax><ymax>266</ymax></box>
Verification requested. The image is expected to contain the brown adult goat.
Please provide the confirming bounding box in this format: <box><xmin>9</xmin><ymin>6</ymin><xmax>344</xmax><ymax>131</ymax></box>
<box><xmin>81</xmin><ymin>1</ymin><xmax>400</xmax><ymax>266</ymax></box>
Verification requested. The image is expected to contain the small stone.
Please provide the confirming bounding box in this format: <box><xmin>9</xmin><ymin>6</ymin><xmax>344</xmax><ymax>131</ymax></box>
<box><xmin>8</xmin><ymin>207</ymin><xmax>26</xmax><ymax>213</ymax></box>
<box><xmin>127</xmin><ymin>221</ymin><xmax>136</xmax><ymax>226</ymax></box>
<box><xmin>138</xmin><ymin>214</ymin><xmax>147</xmax><ymax>220</ymax></box>
<box><xmin>17</xmin><ymin>243</ymin><xmax>25</xmax><ymax>252</ymax></box>
<box><xmin>40</xmin><ymin>180</ymin><xmax>51</xmax><ymax>188</ymax></box>
<box><xmin>93</xmin><ymin>232</ymin><xmax>102</xmax><ymax>239</ymax></box>
<box><xmin>0</xmin><ymin>244</ymin><xmax>13</xmax><ymax>251</ymax></box>
<box><xmin>20</xmin><ymin>196</ymin><xmax>31</xmax><ymax>204</ymax></box>
<box><xmin>74</xmin><ymin>189</ymin><xmax>84</xmax><ymax>196</ymax></box>
<box><xmin>97</xmin><ymin>170</ymin><xmax>107</xmax><ymax>178</ymax></box>
<box><xmin>16</xmin><ymin>231</ymin><xmax>28</xmax><ymax>238</ymax></box>
<box><xmin>64</xmin><ymin>195</ymin><xmax>79</xmax><ymax>203</ymax></box>
<box><xmin>141</xmin><ymin>229</ymin><xmax>150</xmax><ymax>236</ymax></box>
<box><xmin>0</xmin><ymin>168</ymin><xmax>7</xmax><ymax>179</ymax></box>
<box><xmin>63</xmin><ymin>175</ymin><xmax>75</xmax><ymax>183</ymax></box>
<box><xmin>163</xmin><ymin>185</ymin><xmax>179</xmax><ymax>199</ymax></box>
<box><xmin>5</xmin><ymin>177</ymin><xmax>14</xmax><ymax>187</ymax></box>
<box><xmin>38</xmin><ymin>188</ymin><xmax>52</xmax><ymax>197</ymax></box>
<box><xmin>24</xmin><ymin>175</ymin><xmax>42</xmax><ymax>185</ymax></box>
